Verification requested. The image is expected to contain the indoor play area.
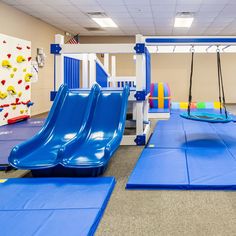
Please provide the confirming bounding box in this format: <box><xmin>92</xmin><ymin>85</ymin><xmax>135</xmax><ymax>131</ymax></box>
<box><xmin>0</xmin><ymin>1</ymin><xmax>236</xmax><ymax>236</ymax></box>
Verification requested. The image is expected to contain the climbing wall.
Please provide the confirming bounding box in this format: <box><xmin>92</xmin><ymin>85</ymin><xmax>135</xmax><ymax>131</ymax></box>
<box><xmin>0</xmin><ymin>33</ymin><xmax>32</xmax><ymax>126</ymax></box>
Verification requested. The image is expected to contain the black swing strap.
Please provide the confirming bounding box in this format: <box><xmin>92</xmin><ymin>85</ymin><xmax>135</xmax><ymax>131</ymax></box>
<box><xmin>217</xmin><ymin>50</ymin><xmax>228</xmax><ymax>118</ymax></box>
<box><xmin>187</xmin><ymin>48</ymin><xmax>194</xmax><ymax>116</ymax></box>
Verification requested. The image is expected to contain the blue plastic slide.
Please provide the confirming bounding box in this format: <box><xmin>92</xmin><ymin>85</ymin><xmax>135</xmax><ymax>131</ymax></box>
<box><xmin>9</xmin><ymin>84</ymin><xmax>129</xmax><ymax>176</ymax></box>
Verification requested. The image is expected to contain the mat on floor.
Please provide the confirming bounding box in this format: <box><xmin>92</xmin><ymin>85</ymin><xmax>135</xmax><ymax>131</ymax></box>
<box><xmin>0</xmin><ymin>118</ymin><xmax>44</xmax><ymax>167</ymax></box>
<box><xmin>0</xmin><ymin>177</ymin><xmax>115</xmax><ymax>236</ymax></box>
<box><xmin>127</xmin><ymin>113</ymin><xmax>236</xmax><ymax>190</ymax></box>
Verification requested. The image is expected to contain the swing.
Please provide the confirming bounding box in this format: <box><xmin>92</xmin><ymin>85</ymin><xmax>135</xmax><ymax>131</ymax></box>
<box><xmin>180</xmin><ymin>47</ymin><xmax>233</xmax><ymax>123</ymax></box>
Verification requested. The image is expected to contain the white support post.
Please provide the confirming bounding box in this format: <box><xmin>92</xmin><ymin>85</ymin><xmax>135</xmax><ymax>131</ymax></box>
<box><xmin>89</xmin><ymin>53</ymin><xmax>96</xmax><ymax>87</ymax></box>
<box><xmin>104</xmin><ymin>53</ymin><xmax>109</xmax><ymax>72</ymax></box>
<box><xmin>135</xmin><ymin>34</ymin><xmax>145</xmax><ymax>136</ymax></box>
<box><xmin>82</xmin><ymin>54</ymin><xmax>89</xmax><ymax>88</ymax></box>
<box><xmin>55</xmin><ymin>34</ymin><xmax>64</xmax><ymax>90</ymax></box>
<box><xmin>111</xmin><ymin>56</ymin><xmax>116</xmax><ymax>87</ymax></box>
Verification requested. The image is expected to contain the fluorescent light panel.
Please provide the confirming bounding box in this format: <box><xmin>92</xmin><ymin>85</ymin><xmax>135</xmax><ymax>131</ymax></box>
<box><xmin>174</xmin><ymin>17</ymin><xmax>194</xmax><ymax>28</ymax></box>
<box><xmin>92</xmin><ymin>17</ymin><xmax>118</xmax><ymax>28</ymax></box>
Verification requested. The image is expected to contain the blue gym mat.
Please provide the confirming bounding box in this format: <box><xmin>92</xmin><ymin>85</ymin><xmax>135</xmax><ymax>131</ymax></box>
<box><xmin>0</xmin><ymin>177</ymin><xmax>115</xmax><ymax>235</ymax></box>
<box><xmin>0</xmin><ymin>118</ymin><xmax>44</xmax><ymax>167</ymax></box>
<box><xmin>127</xmin><ymin>112</ymin><xmax>236</xmax><ymax>190</ymax></box>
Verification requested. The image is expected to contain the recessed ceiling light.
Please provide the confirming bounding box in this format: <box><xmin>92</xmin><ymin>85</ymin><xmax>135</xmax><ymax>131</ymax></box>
<box><xmin>92</xmin><ymin>17</ymin><xmax>118</xmax><ymax>28</ymax></box>
<box><xmin>174</xmin><ymin>17</ymin><xmax>194</xmax><ymax>28</ymax></box>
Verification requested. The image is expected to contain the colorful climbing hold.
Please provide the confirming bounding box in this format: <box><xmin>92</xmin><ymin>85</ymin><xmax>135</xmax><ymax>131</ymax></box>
<box><xmin>20</xmin><ymin>110</ymin><xmax>24</xmax><ymax>114</ymax></box>
<box><xmin>13</xmin><ymin>68</ymin><xmax>17</xmax><ymax>72</ymax></box>
<box><xmin>24</xmin><ymin>73</ymin><xmax>32</xmax><ymax>82</ymax></box>
<box><xmin>1</xmin><ymin>80</ymin><xmax>6</xmax><ymax>85</ymax></box>
<box><xmin>18</xmin><ymin>91</ymin><xmax>22</xmax><ymax>97</ymax></box>
<box><xmin>18</xmin><ymin>80</ymin><xmax>22</xmax><ymax>84</ymax></box>
<box><xmin>28</xmin><ymin>57</ymin><xmax>32</xmax><ymax>61</ymax></box>
<box><xmin>7</xmin><ymin>54</ymin><xmax>11</xmax><ymax>59</ymax></box>
<box><xmin>27</xmin><ymin>101</ymin><xmax>34</xmax><ymax>107</ymax></box>
<box><xmin>23</xmin><ymin>68</ymin><xmax>27</xmax><ymax>72</ymax></box>
<box><xmin>2</xmin><ymin>60</ymin><xmax>12</xmax><ymax>68</ymax></box>
<box><xmin>15</xmin><ymin>98</ymin><xmax>20</xmax><ymax>103</ymax></box>
<box><xmin>16</xmin><ymin>46</ymin><xmax>22</xmax><ymax>50</ymax></box>
<box><xmin>3</xmin><ymin>40</ymin><xmax>6</xmax><ymax>43</ymax></box>
<box><xmin>4</xmin><ymin>112</ymin><xmax>9</xmax><ymax>118</ymax></box>
<box><xmin>16</xmin><ymin>55</ymin><xmax>26</xmax><ymax>63</ymax></box>
<box><xmin>7</xmin><ymin>85</ymin><xmax>17</xmax><ymax>95</ymax></box>
<box><xmin>26</xmin><ymin>46</ymin><xmax>31</xmax><ymax>49</ymax></box>
<box><xmin>12</xmin><ymin>105</ymin><xmax>16</xmax><ymax>110</ymax></box>
<box><xmin>0</xmin><ymin>91</ymin><xmax>7</xmax><ymax>99</ymax></box>
<box><xmin>10</xmin><ymin>73</ymin><xmax>14</xmax><ymax>78</ymax></box>
<box><xmin>25</xmin><ymin>85</ymin><xmax>30</xmax><ymax>90</ymax></box>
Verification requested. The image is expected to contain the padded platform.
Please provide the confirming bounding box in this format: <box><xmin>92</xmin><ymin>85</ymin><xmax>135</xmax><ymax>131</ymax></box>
<box><xmin>0</xmin><ymin>177</ymin><xmax>115</xmax><ymax>235</ymax></box>
<box><xmin>0</xmin><ymin>118</ymin><xmax>44</xmax><ymax>166</ymax></box>
<box><xmin>127</xmin><ymin>112</ymin><xmax>236</xmax><ymax>190</ymax></box>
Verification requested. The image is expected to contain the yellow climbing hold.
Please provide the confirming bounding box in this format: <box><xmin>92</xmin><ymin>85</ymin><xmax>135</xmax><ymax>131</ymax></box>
<box><xmin>12</xmin><ymin>105</ymin><xmax>16</xmax><ymax>110</ymax></box>
<box><xmin>23</xmin><ymin>68</ymin><xmax>27</xmax><ymax>72</ymax></box>
<box><xmin>20</xmin><ymin>109</ymin><xmax>24</xmax><ymax>114</ymax></box>
<box><xmin>25</xmin><ymin>109</ymin><xmax>28</xmax><ymax>113</ymax></box>
<box><xmin>7</xmin><ymin>85</ymin><xmax>17</xmax><ymax>95</ymax></box>
<box><xmin>24</xmin><ymin>73</ymin><xmax>32</xmax><ymax>82</ymax></box>
<box><xmin>13</xmin><ymin>68</ymin><xmax>17</xmax><ymax>72</ymax></box>
<box><xmin>0</xmin><ymin>91</ymin><xmax>7</xmax><ymax>99</ymax></box>
<box><xmin>2</xmin><ymin>60</ymin><xmax>12</xmax><ymax>68</ymax></box>
<box><xmin>18</xmin><ymin>91</ymin><xmax>22</xmax><ymax>97</ymax></box>
<box><xmin>16</xmin><ymin>55</ymin><xmax>26</xmax><ymax>63</ymax></box>
<box><xmin>10</xmin><ymin>73</ymin><xmax>14</xmax><ymax>78</ymax></box>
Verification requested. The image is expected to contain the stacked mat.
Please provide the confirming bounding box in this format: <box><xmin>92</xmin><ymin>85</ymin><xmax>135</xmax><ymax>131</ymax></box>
<box><xmin>0</xmin><ymin>177</ymin><xmax>115</xmax><ymax>236</ymax></box>
<box><xmin>127</xmin><ymin>111</ymin><xmax>236</xmax><ymax>190</ymax></box>
<box><xmin>0</xmin><ymin>118</ymin><xmax>44</xmax><ymax>168</ymax></box>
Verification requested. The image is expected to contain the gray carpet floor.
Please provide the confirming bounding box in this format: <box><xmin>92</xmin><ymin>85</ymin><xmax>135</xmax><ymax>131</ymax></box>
<box><xmin>1</xmin><ymin>110</ymin><xmax>236</xmax><ymax>235</ymax></box>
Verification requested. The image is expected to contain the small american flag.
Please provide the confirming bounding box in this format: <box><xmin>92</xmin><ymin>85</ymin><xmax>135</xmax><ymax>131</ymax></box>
<box><xmin>66</xmin><ymin>34</ymin><xmax>79</xmax><ymax>44</ymax></box>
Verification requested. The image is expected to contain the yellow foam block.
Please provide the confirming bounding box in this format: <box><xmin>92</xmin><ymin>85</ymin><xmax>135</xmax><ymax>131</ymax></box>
<box><xmin>214</xmin><ymin>102</ymin><xmax>221</xmax><ymax>109</ymax></box>
<box><xmin>180</xmin><ymin>102</ymin><xmax>188</xmax><ymax>109</ymax></box>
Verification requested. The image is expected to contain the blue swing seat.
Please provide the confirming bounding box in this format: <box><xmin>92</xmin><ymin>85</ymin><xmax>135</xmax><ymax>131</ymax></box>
<box><xmin>180</xmin><ymin>111</ymin><xmax>234</xmax><ymax>123</ymax></box>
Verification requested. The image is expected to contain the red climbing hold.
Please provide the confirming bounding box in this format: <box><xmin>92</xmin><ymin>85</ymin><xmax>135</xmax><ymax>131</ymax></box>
<box><xmin>25</xmin><ymin>85</ymin><xmax>30</xmax><ymax>90</ymax></box>
<box><xmin>1</xmin><ymin>104</ymin><xmax>9</xmax><ymax>108</ymax></box>
<box><xmin>27</xmin><ymin>46</ymin><xmax>31</xmax><ymax>49</ymax></box>
<box><xmin>18</xmin><ymin>80</ymin><xmax>22</xmax><ymax>84</ymax></box>
<box><xmin>16</xmin><ymin>46</ymin><xmax>22</xmax><ymax>50</ymax></box>
<box><xmin>1</xmin><ymin>80</ymin><xmax>6</xmax><ymax>85</ymax></box>
<box><xmin>28</xmin><ymin>57</ymin><xmax>32</xmax><ymax>61</ymax></box>
<box><xmin>7</xmin><ymin>54</ymin><xmax>11</xmax><ymax>59</ymax></box>
<box><xmin>16</xmin><ymin>98</ymin><xmax>20</xmax><ymax>103</ymax></box>
<box><xmin>4</xmin><ymin>112</ymin><xmax>8</xmax><ymax>118</ymax></box>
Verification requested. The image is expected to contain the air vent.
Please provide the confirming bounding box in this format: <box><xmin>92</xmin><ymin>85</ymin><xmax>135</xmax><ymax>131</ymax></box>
<box><xmin>84</xmin><ymin>27</ymin><xmax>105</xmax><ymax>31</ymax></box>
<box><xmin>176</xmin><ymin>12</ymin><xmax>194</xmax><ymax>17</ymax></box>
<box><xmin>86</xmin><ymin>12</ymin><xmax>107</xmax><ymax>17</ymax></box>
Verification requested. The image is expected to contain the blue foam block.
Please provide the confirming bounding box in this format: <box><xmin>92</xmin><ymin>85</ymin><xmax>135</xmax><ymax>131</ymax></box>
<box><xmin>187</xmin><ymin>148</ymin><xmax>236</xmax><ymax>190</ymax></box>
<box><xmin>126</xmin><ymin>149</ymin><xmax>189</xmax><ymax>189</ymax></box>
<box><xmin>148</xmin><ymin>129</ymin><xmax>186</xmax><ymax>149</ymax></box>
<box><xmin>149</xmin><ymin>108</ymin><xmax>170</xmax><ymax>113</ymax></box>
<box><xmin>0</xmin><ymin>178</ymin><xmax>115</xmax><ymax>235</ymax></box>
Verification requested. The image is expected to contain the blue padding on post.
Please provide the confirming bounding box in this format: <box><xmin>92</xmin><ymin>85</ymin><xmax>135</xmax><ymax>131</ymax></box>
<box><xmin>96</xmin><ymin>62</ymin><xmax>108</xmax><ymax>87</ymax></box>
<box><xmin>126</xmin><ymin>149</ymin><xmax>189</xmax><ymax>190</ymax></box>
<box><xmin>0</xmin><ymin>177</ymin><xmax>115</xmax><ymax>235</ymax></box>
<box><xmin>64</xmin><ymin>57</ymin><xmax>80</xmax><ymax>89</ymax></box>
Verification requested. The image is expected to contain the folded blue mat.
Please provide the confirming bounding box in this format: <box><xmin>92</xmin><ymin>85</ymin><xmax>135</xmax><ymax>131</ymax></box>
<box><xmin>127</xmin><ymin>149</ymin><xmax>188</xmax><ymax>190</ymax></box>
<box><xmin>127</xmin><ymin>112</ymin><xmax>236</xmax><ymax>190</ymax></box>
<box><xmin>0</xmin><ymin>177</ymin><xmax>115</xmax><ymax>235</ymax></box>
